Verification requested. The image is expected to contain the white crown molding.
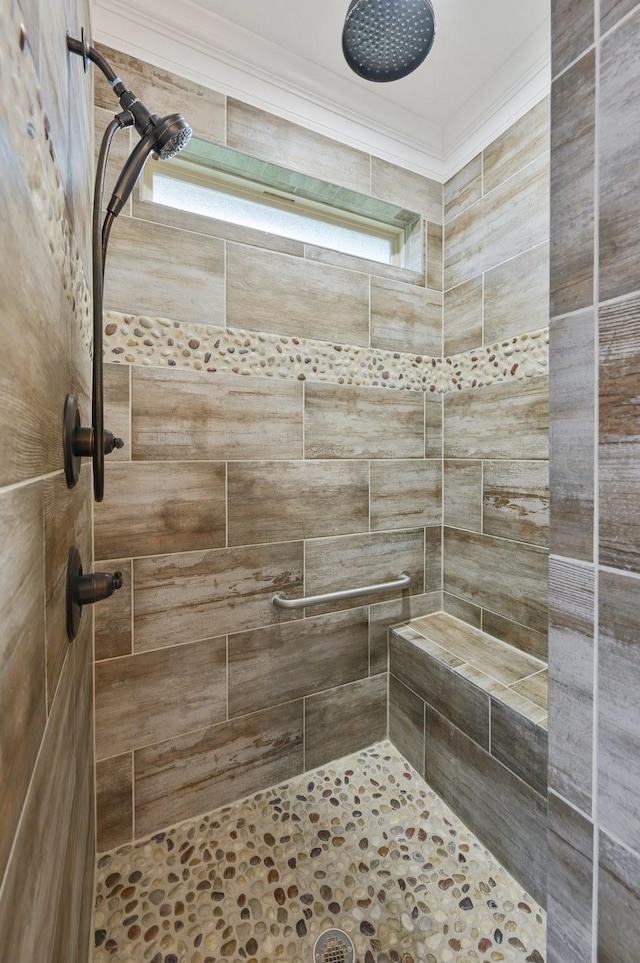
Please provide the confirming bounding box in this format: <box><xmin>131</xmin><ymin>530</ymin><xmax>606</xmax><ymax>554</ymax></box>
<box><xmin>443</xmin><ymin>21</ymin><xmax>551</xmax><ymax>180</ymax></box>
<box><xmin>91</xmin><ymin>0</ymin><xmax>446</xmax><ymax>179</ymax></box>
<box><xmin>91</xmin><ymin>0</ymin><xmax>550</xmax><ymax>184</ymax></box>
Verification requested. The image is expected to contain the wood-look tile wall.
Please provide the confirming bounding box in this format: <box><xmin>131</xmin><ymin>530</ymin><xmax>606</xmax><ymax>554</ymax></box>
<box><xmin>97</xmin><ymin>361</ymin><xmax>440</xmax><ymax>847</ymax></box>
<box><xmin>93</xmin><ymin>45</ymin><xmax>444</xmax><ymax>851</ymax></box>
<box><xmin>385</xmin><ymin>103</ymin><xmax>553</xmax><ymax>911</ymax></box>
<box><xmin>444</xmin><ymin>98</ymin><xmax>550</xmax><ymax>354</ymax></box>
<box><xmin>95</xmin><ymin>43</ymin><xmax>444</xmax><ymax>353</ymax></box>
<box><xmin>548</xmin><ymin>3</ymin><xmax>640</xmax><ymax>958</ymax></box>
<box><xmin>0</xmin><ymin>0</ymin><xmax>95</xmax><ymax>960</ymax></box>
<box><xmin>442</xmin><ymin>102</ymin><xmax>550</xmax><ymax>662</ymax></box>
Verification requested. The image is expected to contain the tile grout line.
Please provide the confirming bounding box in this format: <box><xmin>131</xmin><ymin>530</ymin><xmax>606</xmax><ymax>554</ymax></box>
<box><xmin>0</xmin><ymin>467</ymin><xmax>64</xmax><ymax>498</ymax></box>
<box><xmin>128</xmin><ymin>363</ymin><xmax>132</xmax><ymax>462</ymax></box>
<box><xmin>130</xmin><ymin>749</ymin><xmax>136</xmax><ymax>846</ymax></box>
<box><xmin>592</xmin><ymin>3</ymin><xmax>601</xmax><ymax>956</ymax></box>
<box><xmin>225</xmin><ymin>635</ymin><xmax>229</xmax><ymax>722</ymax></box>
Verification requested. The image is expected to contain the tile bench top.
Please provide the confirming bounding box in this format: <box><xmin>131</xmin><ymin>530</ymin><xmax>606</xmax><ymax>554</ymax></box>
<box><xmin>392</xmin><ymin>611</ymin><xmax>548</xmax><ymax>728</ymax></box>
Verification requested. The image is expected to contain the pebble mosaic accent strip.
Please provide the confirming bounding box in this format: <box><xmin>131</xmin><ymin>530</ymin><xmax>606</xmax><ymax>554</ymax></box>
<box><xmin>1</xmin><ymin>2</ymin><xmax>92</xmax><ymax>352</ymax></box>
<box><xmin>93</xmin><ymin>742</ymin><xmax>546</xmax><ymax>963</ymax></box>
<box><xmin>104</xmin><ymin>311</ymin><xmax>548</xmax><ymax>395</ymax></box>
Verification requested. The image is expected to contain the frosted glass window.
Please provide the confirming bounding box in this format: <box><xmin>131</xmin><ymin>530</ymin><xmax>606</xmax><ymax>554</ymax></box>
<box><xmin>152</xmin><ymin>173</ymin><xmax>395</xmax><ymax>264</ymax></box>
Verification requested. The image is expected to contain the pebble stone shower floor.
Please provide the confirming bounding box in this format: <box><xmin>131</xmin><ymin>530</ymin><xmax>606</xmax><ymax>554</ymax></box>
<box><xmin>92</xmin><ymin>742</ymin><xmax>546</xmax><ymax>963</ymax></box>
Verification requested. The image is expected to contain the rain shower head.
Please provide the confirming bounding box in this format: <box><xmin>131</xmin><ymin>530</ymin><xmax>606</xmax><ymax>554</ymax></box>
<box><xmin>342</xmin><ymin>0</ymin><xmax>436</xmax><ymax>83</ymax></box>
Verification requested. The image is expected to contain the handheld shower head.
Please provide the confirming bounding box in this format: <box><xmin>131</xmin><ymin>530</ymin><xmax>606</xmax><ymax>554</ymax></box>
<box><xmin>153</xmin><ymin>113</ymin><xmax>193</xmax><ymax>160</ymax></box>
<box><xmin>106</xmin><ymin>112</ymin><xmax>192</xmax><ymax>218</ymax></box>
<box><xmin>342</xmin><ymin>0</ymin><xmax>436</xmax><ymax>83</ymax></box>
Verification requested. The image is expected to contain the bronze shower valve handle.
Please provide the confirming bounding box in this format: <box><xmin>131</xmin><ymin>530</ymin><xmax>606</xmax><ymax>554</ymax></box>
<box><xmin>66</xmin><ymin>545</ymin><xmax>123</xmax><ymax>641</ymax></box>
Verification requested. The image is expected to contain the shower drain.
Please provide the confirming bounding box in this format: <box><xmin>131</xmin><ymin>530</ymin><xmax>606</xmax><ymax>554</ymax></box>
<box><xmin>313</xmin><ymin>928</ymin><xmax>355</xmax><ymax>963</ymax></box>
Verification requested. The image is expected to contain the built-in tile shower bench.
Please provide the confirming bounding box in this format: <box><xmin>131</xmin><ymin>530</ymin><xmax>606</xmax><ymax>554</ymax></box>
<box><xmin>389</xmin><ymin>612</ymin><xmax>548</xmax><ymax>907</ymax></box>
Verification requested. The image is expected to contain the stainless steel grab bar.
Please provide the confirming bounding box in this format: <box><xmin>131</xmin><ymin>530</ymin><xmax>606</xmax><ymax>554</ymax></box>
<box><xmin>270</xmin><ymin>571</ymin><xmax>412</xmax><ymax>610</ymax></box>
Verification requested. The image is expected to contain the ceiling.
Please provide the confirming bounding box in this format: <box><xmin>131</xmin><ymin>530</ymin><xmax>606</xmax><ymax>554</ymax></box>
<box><xmin>92</xmin><ymin>0</ymin><xmax>550</xmax><ymax>179</ymax></box>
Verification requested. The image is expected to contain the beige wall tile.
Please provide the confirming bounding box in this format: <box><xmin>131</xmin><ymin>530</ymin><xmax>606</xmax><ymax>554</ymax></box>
<box><xmin>482</xmin><ymin>609</ymin><xmax>548</xmax><ymax>661</ymax></box>
<box><xmin>0</xmin><ymin>652</ymin><xmax>75</xmax><ymax>963</ymax></box>
<box><xmin>103</xmin><ymin>363</ymin><xmax>130</xmax><ymax>462</ymax></box>
<box><xmin>511</xmin><ymin>670</ymin><xmax>548</xmax><ymax>710</ymax></box>
<box><xmin>305</xmin><ymin>383</ymin><xmax>424</xmax><ymax>459</ymax></box>
<box><xmin>599</xmin><ymin>570</ymin><xmax>640</xmax><ymax>846</ymax></box>
<box><xmin>550</xmin><ymin>309</ymin><xmax>595</xmax><ymax>561</ymax></box>
<box><xmin>443</xmin><ymin>592</ymin><xmax>482</xmax><ymax>627</ymax></box>
<box><xmin>425</xmin><ymin>395</ymin><xmax>443</xmax><ymax>457</ymax></box>
<box><xmin>370</xmin><ymin>276</ymin><xmax>442</xmax><ymax>356</ymax></box>
<box><xmin>369</xmin><ymin>592</ymin><xmax>441</xmax><ymax>675</ymax></box>
<box><xmin>305</xmin><ymin>244</ymin><xmax>424</xmax><ymax>286</ymax></box>
<box><xmin>52</xmin><ymin>686</ymin><xmax>94</xmax><ymax>963</ymax></box>
<box><xmin>132</xmin><ymin>367</ymin><xmax>303</xmax><ymax>461</ymax></box>
<box><xmin>96</xmin><ymin>754</ymin><xmax>133</xmax><ymax>853</ymax></box>
<box><xmin>484</xmin><ymin>98</ymin><xmax>550</xmax><ymax>194</ymax></box>
<box><xmin>305</xmin><ymin>529</ymin><xmax>425</xmax><ymax>612</ymax></box>
<box><xmin>410</xmin><ymin>612</ymin><xmax>545</xmax><ymax>685</ymax></box>
<box><xmin>444</xmin><ymin>154</ymin><xmax>482</xmax><ymax>222</ymax></box>
<box><xmin>444</xmin><ymin>527</ymin><xmax>548</xmax><ymax>636</ymax></box>
<box><xmin>228</xmin><ymin>608</ymin><xmax>369</xmax><ymax>717</ymax></box>
<box><xmin>601</xmin><ymin>0</ymin><xmax>637</xmax><ymax>32</ymax></box>
<box><xmin>483</xmin><ymin>460</ymin><xmax>549</xmax><ymax>547</ymax></box>
<box><xmin>95</xmin><ymin>637</ymin><xmax>227</xmax><ymax>759</ymax></box>
<box><xmin>305</xmin><ymin>675</ymin><xmax>387</xmax><ymax>768</ymax></box>
<box><xmin>389</xmin><ymin>673</ymin><xmax>425</xmax><ymax>774</ymax></box>
<box><xmin>94</xmin><ymin>559</ymin><xmax>132</xmax><ymax>662</ymax></box>
<box><xmin>598</xmin><ymin>831</ymin><xmax>640</xmax><ymax>961</ymax></box>
<box><xmin>67</xmin><ymin>15</ymin><xmax>93</xmax><ymax>276</ymax></box>
<box><xmin>548</xmin><ymin>557</ymin><xmax>594</xmax><ymax>810</ymax></box>
<box><xmin>550</xmin><ymin>52</ymin><xmax>595</xmax><ymax>315</ymax></box>
<box><xmin>484</xmin><ymin>242</ymin><xmax>550</xmax><ymax>343</ymax></box>
<box><xmin>390</xmin><ymin>630</ymin><xmax>490</xmax><ymax>747</ymax></box>
<box><xmin>227</xmin><ymin>243</ymin><xmax>369</xmax><ymax>344</ymax></box>
<box><xmin>443</xmin><ymin>460</ymin><xmax>482</xmax><ymax>532</ymax></box>
<box><xmin>94</xmin><ymin>43</ymin><xmax>226</xmax><ymax>143</ymax></box>
<box><xmin>38</xmin><ymin>0</ymin><xmax>70</xmax><ymax>188</ymax></box>
<box><xmin>443</xmin><ymin>276</ymin><xmax>483</xmax><ymax>355</ymax></box>
<box><xmin>547</xmin><ymin>792</ymin><xmax>594</xmax><ymax>963</ymax></box>
<box><xmin>0</xmin><ymin>482</ymin><xmax>46</xmax><ymax>880</ymax></box>
<box><xmin>424</xmin><ymin>705</ymin><xmax>547</xmax><ymax>907</ymax></box>
<box><xmin>228</xmin><ymin>460</ymin><xmax>368</xmax><ymax>545</ymax></box>
<box><xmin>69</xmin><ymin>293</ymin><xmax>91</xmax><ymax>430</ymax></box>
<box><xmin>228</xmin><ymin>99</ymin><xmax>370</xmax><ymax>193</ymax></box>
<box><xmin>600</xmin><ymin>295</ymin><xmax>640</xmax><ymax>573</ymax></box>
<box><xmin>134</xmin><ymin>541</ymin><xmax>303</xmax><ymax>651</ymax></box>
<box><xmin>444</xmin><ymin>377</ymin><xmax>548</xmax><ymax>460</ymax></box>
<box><xmin>426</xmin><ymin>222</ymin><xmax>443</xmax><ymax>291</ymax></box>
<box><xmin>425</xmin><ymin>525</ymin><xmax>443</xmax><ymax>593</ymax></box>
<box><xmin>372</xmin><ymin>157</ymin><xmax>442</xmax><ymax>222</ymax></box>
<box><xmin>445</xmin><ymin>153</ymin><xmax>549</xmax><ymax>290</ymax></box>
<box><xmin>135</xmin><ymin>701</ymin><xmax>304</xmax><ymax>837</ymax></box>
<box><xmin>0</xmin><ymin>127</ymin><xmax>70</xmax><ymax>488</ymax></box>
<box><xmin>104</xmin><ymin>215</ymin><xmax>225</xmax><ymax>325</ymax></box>
<box><xmin>95</xmin><ymin>462</ymin><xmax>226</xmax><ymax>559</ymax></box>
<box><xmin>43</xmin><ymin>468</ymin><xmax>92</xmax><ymax>709</ymax></box>
<box><xmin>405</xmin><ymin>219</ymin><xmax>425</xmax><ymax>274</ymax></box>
<box><xmin>134</xmin><ymin>196</ymin><xmax>304</xmax><ymax>257</ymax></box>
<box><xmin>552</xmin><ymin>0</ymin><xmax>594</xmax><ymax>77</ymax></box>
<box><xmin>370</xmin><ymin>459</ymin><xmax>441</xmax><ymax>531</ymax></box>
